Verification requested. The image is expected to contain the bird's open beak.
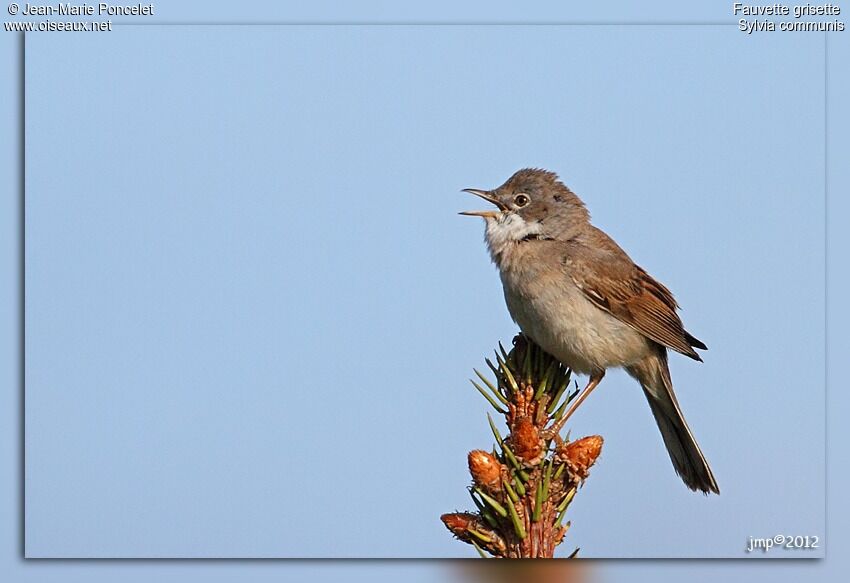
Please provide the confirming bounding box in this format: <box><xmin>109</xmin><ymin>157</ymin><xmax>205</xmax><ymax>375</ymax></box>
<box><xmin>459</xmin><ymin>188</ymin><xmax>507</xmax><ymax>218</ymax></box>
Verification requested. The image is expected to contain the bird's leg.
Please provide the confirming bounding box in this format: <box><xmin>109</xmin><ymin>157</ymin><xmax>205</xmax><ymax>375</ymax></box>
<box><xmin>543</xmin><ymin>370</ymin><xmax>605</xmax><ymax>439</ymax></box>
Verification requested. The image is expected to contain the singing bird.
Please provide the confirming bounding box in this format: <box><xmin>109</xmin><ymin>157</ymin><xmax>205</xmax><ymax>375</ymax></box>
<box><xmin>461</xmin><ymin>168</ymin><xmax>718</xmax><ymax>494</ymax></box>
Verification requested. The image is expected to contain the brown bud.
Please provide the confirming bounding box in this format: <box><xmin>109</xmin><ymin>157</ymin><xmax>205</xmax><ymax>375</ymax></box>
<box><xmin>468</xmin><ymin>450</ymin><xmax>503</xmax><ymax>491</ymax></box>
<box><xmin>557</xmin><ymin>435</ymin><xmax>603</xmax><ymax>482</ymax></box>
<box><xmin>511</xmin><ymin>416</ymin><xmax>544</xmax><ymax>465</ymax></box>
<box><xmin>440</xmin><ymin>512</ymin><xmax>507</xmax><ymax>555</ymax></box>
<box><xmin>440</xmin><ymin>512</ymin><xmax>477</xmax><ymax>535</ymax></box>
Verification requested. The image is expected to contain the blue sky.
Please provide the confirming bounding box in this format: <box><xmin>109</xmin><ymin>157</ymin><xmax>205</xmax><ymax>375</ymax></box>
<box><xmin>23</xmin><ymin>24</ymin><xmax>824</xmax><ymax>558</ymax></box>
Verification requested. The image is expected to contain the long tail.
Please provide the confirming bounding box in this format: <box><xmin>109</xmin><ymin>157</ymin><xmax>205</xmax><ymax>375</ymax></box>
<box><xmin>626</xmin><ymin>349</ymin><xmax>719</xmax><ymax>494</ymax></box>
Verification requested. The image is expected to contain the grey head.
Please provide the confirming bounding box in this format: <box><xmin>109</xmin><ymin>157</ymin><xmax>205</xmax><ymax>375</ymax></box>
<box><xmin>461</xmin><ymin>168</ymin><xmax>590</xmax><ymax>261</ymax></box>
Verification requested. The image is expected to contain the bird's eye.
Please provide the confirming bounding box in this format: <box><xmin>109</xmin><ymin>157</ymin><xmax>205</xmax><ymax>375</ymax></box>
<box><xmin>514</xmin><ymin>194</ymin><xmax>530</xmax><ymax>207</ymax></box>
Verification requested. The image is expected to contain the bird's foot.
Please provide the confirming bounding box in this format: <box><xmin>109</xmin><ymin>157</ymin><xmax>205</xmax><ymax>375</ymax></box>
<box><xmin>542</xmin><ymin>371</ymin><xmax>605</xmax><ymax>440</ymax></box>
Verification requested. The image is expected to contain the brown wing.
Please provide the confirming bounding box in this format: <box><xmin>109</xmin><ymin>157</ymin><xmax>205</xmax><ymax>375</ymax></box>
<box><xmin>563</xmin><ymin>234</ymin><xmax>705</xmax><ymax>361</ymax></box>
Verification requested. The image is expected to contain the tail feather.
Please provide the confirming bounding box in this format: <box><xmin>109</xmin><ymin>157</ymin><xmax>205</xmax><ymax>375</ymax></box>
<box><xmin>684</xmin><ymin>330</ymin><xmax>707</xmax><ymax>351</ymax></box>
<box><xmin>627</xmin><ymin>351</ymin><xmax>719</xmax><ymax>494</ymax></box>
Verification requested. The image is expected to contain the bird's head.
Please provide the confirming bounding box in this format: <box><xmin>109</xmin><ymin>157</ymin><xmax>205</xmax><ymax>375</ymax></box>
<box><xmin>461</xmin><ymin>168</ymin><xmax>590</xmax><ymax>259</ymax></box>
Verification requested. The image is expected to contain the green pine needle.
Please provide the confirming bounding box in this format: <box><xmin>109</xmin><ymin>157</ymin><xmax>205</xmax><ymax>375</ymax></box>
<box><xmin>507</xmin><ymin>497</ymin><xmax>527</xmax><ymax>540</ymax></box>
<box><xmin>533</xmin><ymin>480</ymin><xmax>543</xmax><ymax>522</ymax></box>
<box><xmin>486</xmin><ymin>413</ymin><xmax>504</xmax><ymax>446</ymax></box>
<box><xmin>474</xmin><ymin>369</ymin><xmax>506</xmax><ymax>404</ymax></box>
<box><xmin>471</xmin><ymin>540</ymin><xmax>488</xmax><ymax>558</ymax></box>
<box><xmin>474</xmin><ymin>487</ymin><xmax>508</xmax><ymax>518</ymax></box>
<box><xmin>470</xmin><ymin>379</ymin><xmax>508</xmax><ymax>414</ymax></box>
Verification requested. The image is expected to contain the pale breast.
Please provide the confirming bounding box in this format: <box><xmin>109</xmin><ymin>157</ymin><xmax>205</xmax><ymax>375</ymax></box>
<box><xmin>499</xmin><ymin>253</ymin><xmax>650</xmax><ymax>374</ymax></box>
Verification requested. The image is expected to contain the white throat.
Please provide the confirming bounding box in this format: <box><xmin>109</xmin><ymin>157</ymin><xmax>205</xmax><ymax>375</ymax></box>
<box><xmin>484</xmin><ymin>213</ymin><xmax>542</xmax><ymax>263</ymax></box>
